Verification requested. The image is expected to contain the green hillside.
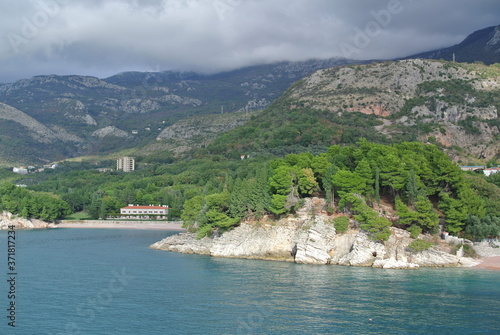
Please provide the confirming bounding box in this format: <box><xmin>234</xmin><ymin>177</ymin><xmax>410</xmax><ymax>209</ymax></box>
<box><xmin>1</xmin><ymin>59</ymin><xmax>500</xmax><ymax>241</ymax></box>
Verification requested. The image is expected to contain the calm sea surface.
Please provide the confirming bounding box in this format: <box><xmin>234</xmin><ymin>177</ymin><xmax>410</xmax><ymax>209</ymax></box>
<box><xmin>0</xmin><ymin>228</ymin><xmax>499</xmax><ymax>335</ymax></box>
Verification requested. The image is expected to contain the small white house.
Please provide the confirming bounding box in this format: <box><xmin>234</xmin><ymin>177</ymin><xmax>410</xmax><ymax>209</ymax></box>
<box><xmin>484</xmin><ymin>167</ymin><xmax>500</xmax><ymax>177</ymax></box>
<box><xmin>13</xmin><ymin>167</ymin><xmax>28</xmax><ymax>175</ymax></box>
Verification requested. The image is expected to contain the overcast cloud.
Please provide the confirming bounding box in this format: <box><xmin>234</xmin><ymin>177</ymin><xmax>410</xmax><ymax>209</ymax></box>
<box><xmin>0</xmin><ymin>0</ymin><xmax>499</xmax><ymax>83</ymax></box>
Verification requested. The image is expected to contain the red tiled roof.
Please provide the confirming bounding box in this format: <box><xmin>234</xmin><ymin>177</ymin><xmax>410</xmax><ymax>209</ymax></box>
<box><xmin>121</xmin><ymin>206</ymin><xmax>168</xmax><ymax>209</ymax></box>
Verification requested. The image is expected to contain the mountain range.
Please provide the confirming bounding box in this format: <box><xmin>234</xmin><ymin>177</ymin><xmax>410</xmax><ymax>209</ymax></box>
<box><xmin>0</xmin><ymin>58</ymin><xmax>361</xmax><ymax>165</ymax></box>
<box><xmin>0</xmin><ymin>24</ymin><xmax>499</xmax><ymax>166</ymax></box>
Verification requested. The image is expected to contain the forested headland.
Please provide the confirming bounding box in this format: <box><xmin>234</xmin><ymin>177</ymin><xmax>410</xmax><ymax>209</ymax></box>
<box><xmin>2</xmin><ymin>139</ymin><xmax>500</xmax><ymax>242</ymax></box>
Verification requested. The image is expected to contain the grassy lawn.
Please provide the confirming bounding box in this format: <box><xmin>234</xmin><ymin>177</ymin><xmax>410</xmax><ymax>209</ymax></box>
<box><xmin>64</xmin><ymin>211</ymin><xmax>90</xmax><ymax>220</ymax></box>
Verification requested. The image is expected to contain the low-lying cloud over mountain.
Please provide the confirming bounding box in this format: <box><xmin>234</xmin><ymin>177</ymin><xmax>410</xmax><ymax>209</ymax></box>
<box><xmin>0</xmin><ymin>0</ymin><xmax>499</xmax><ymax>83</ymax></box>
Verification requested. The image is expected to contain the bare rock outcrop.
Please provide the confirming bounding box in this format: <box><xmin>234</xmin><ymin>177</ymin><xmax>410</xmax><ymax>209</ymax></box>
<box><xmin>337</xmin><ymin>231</ymin><xmax>387</xmax><ymax>267</ymax></box>
<box><xmin>150</xmin><ymin>233</ymin><xmax>212</xmax><ymax>255</ymax></box>
<box><xmin>210</xmin><ymin>222</ymin><xmax>298</xmax><ymax>260</ymax></box>
<box><xmin>92</xmin><ymin>126</ymin><xmax>130</xmax><ymax>138</ymax></box>
<box><xmin>151</xmin><ymin>198</ymin><xmax>479</xmax><ymax>269</ymax></box>
<box><xmin>294</xmin><ymin>216</ymin><xmax>337</xmax><ymax>264</ymax></box>
<box><xmin>0</xmin><ymin>211</ymin><xmax>53</xmax><ymax>230</ymax></box>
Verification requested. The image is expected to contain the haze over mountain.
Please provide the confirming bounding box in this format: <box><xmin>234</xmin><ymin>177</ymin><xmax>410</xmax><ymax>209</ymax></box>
<box><xmin>1</xmin><ymin>0</ymin><xmax>499</xmax><ymax>83</ymax></box>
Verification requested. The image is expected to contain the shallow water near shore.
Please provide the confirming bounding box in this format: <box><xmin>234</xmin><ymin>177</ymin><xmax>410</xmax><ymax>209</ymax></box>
<box><xmin>1</xmin><ymin>228</ymin><xmax>499</xmax><ymax>335</ymax></box>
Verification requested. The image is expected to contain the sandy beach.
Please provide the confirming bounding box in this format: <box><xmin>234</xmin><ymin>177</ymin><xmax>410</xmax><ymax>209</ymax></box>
<box><xmin>54</xmin><ymin>221</ymin><xmax>186</xmax><ymax>231</ymax></box>
<box><xmin>474</xmin><ymin>256</ymin><xmax>500</xmax><ymax>270</ymax></box>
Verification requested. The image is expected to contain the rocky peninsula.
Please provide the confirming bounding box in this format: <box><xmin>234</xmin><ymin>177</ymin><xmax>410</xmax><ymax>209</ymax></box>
<box><xmin>151</xmin><ymin>198</ymin><xmax>488</xmax><ymax>269</ymax></box>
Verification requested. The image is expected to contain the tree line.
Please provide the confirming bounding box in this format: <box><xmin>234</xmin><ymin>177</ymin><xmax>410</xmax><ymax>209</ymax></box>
<box><xmin>0</xmin><ymin>183</ymin><xmax>71</xmax><ymax>221</ymax></box>
<box><xmin>3</xmin><ymin>140</ymin><xmax>499</xmax><ymax>241</ymax></box>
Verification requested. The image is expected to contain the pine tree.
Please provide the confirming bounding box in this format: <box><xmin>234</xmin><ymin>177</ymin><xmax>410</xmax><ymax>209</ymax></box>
<box><xmin>414</xmin><ymin>195</ymin><xmax>439</xmax><ymax>231</ymax></box>
<box><xmin>322</xmin><ymin>164</ymin><xmax>337</xmax><ymax>213</ymax></box>
<box><xmin>332</xmin><ymin>170</ymin><xmax>366</xmax><ymax>197</ymax></box>
<box><xmin>229</xmin><ymin>178</ymin><xmax>247</xmax><ymax>218</ymax></box>
<box><xmin>406</xmin><ymin>169</ymin><xmax>419</xmax><ymax>208</ymax></box>
<box><xmin>439</xmin><ymin>192</ymin><xmax>467</xmax><ymax>234</ymax></box>
<box><xmin>99</xmin><ymin>199</ymin><xmax>106</xmax><ymax>219</ymax></box>
<box><xmin>298</xmin><ymin>168</ymin><xmax>319</xmax><ymax>195</ymax></box>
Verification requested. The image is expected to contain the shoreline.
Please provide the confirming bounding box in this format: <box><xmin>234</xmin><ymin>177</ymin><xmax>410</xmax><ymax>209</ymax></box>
<box><xmin>54</xmin><ymin>221</ymin><xmax>186</xmax><ymax>231</ymax></box>
<box><xmin>474</xmin><ymin>256</ymin><xmax>500</xmax><ymax>271</ymax></box>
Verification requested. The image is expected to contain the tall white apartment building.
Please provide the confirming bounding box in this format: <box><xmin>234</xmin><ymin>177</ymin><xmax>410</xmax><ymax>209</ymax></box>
<box><xmin>117</xmin><ymin>157</ymin><xmax>135</xmax><ymax>172</ymax></box>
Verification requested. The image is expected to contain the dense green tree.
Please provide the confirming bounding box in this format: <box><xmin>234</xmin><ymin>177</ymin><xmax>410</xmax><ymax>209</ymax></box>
<box><xmin>396</xmin><ymin>196</ymin><xmax>439</xmax><ymax>236</ymax></box>
<box><xmin>439</xmin><ymin>192</ymin><xmax>468</xmax><ymax>234</ymax></box>
<box><xmin>374</xmin><ymin>167</ymin><xmax>381</xmax><ymax>206</ymax></box>
<box><xmin>322</xmin><ymin>164</ymin><xmax>338</xmax><ymax>213</ymax></box>
<box><xmin>457</xmin><ymin>184</ymin><xmax>486</xmax><ymax>218</ymax></box>
<box><xmin>270</xmin><ymin>194</ymin><xmax>290</xmax><ymax>215</ymax></box>
<box><xmin>311</xmin><ymin>153</ymin><xmax>330</xmax><ymax>180</ymax></box>
<box><xmin>467</xmin><ymin>175</ymin><xmax>500</xmax><ymax>216</ymax></box>
<box><xmin>269</xmin><ymin>165</ymin><xmax>296</xmax><ymax>196</ymax></box>
<box><xmin>355</xmin><ymin>158</ymin><xmax>374</xmax><ymax>183</ymax></box>
<box><xmin>337</xmin><ymin>192</ymin><xmax>364</xmax><ymax>213</ymax></box>
<box><xmin>332</xmin><ymin>216</ymin><xmax>350</xmax><ymax>233</ymax></box>
<box><xmin>298</xmin><ymin>168</ymin><xmax>319</xmax><ymax>195</ymax></box>
<box><xmin>465</xmin><ymin>215</ymin><xmax>500</xmax><ymax>241</ymax></box>
<box><xmin>5</xmin><ymin>140</ymin><xmax>494</xmax><ymax>238</ymax></box>
<box><xmin>332</xmin><ymin>170</ymin><xmax>366</xmax><ymax>197</ymax></box>
<box><xmin>354</xmin><ymin>201</ymin><xmax>392</xmax><ymax>241</ymax></box>
<box><xmin>229</xmin><ymin>178</ymin><xmax>247</xmax><ymax>218</ymax></box>
<box><xmin>406</xmin><ymin>169</ymin><xmax>419</xmax><ymax>207</ymax></box>
<box><xmin>180</xmin><ymin>195</ymin><xmax>203</xmax><ymax>229</ymax></box>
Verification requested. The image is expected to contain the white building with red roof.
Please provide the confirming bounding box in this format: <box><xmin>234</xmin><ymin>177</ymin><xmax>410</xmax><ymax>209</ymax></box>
<box><xmin>484</xmin><ymin>167</ymin><xmax>500</xmax><ymax>177</ymax></box>
<box><xmin>120</xmin><ymin>205</ymin><xmax>169</xmax><ymax>219</ymax></box>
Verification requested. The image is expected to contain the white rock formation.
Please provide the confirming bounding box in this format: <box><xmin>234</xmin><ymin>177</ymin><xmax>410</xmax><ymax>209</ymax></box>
<box><xmin>151</xmin><ymin>198</ymin><xmax>480</xmax><ymax>269</ymax></box>
<box><xmin>0</xmin><ymin>211</ymin><xmax>54</xmax><ymax>230</ymax></box>
<box><xmin>92</xmin><ymin>126</ymin><xmax>130</xmax><ymax>138</ymax></box>
<box><xmin>150</xmin><ymin>233</ymin><xmax>212</xmax><ymax>255</ymax></box>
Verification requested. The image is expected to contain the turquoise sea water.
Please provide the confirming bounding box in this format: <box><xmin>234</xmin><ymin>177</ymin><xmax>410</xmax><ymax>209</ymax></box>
<box><xmin>0</xmin><ymin>228</ymin><xmax>499</xmax><ymax>335</ymax></box>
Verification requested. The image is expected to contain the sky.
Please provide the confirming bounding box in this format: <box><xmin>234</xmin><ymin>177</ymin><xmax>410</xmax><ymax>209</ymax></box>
<box><xmin>0</xmin><ymin>0</ymin><xmax>499</xmax><ymax>83</ymax></box>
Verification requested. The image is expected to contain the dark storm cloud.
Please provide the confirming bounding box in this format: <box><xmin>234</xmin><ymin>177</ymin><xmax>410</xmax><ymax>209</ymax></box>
<box><xmin>0</xmin><ymin>0</ymin><xmax>499</xmax><ymax>83</ymax></box>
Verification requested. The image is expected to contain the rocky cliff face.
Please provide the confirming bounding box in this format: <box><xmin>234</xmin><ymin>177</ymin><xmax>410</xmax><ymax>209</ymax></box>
<box><xmin>0</xmin><ymin>211</ymin><xmax>54</xmax><ymax>230</ymax></box>
<box><xmin>151</xmin><ymin>198</ymin><xmax>479</xmax><ymax>269</ymax></box>
<box><xmin>288</xmin><ymin>59</ymin><xmax>500</xmax><ymax>161</ymax></box>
